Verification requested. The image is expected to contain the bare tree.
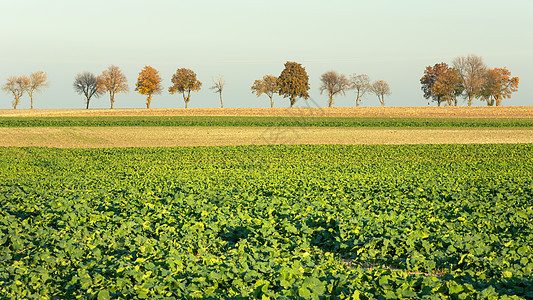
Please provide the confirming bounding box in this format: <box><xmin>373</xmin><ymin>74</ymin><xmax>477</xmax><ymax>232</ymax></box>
<box><xmin>210</xmin><ymin>75</ymin><xmax>225</xmax><ymax>108</ymax></box>
<box><xmin>452</xmin><ymin>54</ymin><xmax>487</xmax><ymax>106</ymax></box>
<box><xmin>26</xmin><ymin>71</ymin><xmax>49</xmax><ymax>109</ymax></box>
<box><xmin>73</xmin><ymin>72</ymin><xmax>103</xmax><ymax>109</ymax></box>
<box><xmin>371</xmin><ymin>80</ymin><xmax>391</xmax><ymax>107</ymax></box>
<box><xmin>350</xmin><ymin>74</ymin><xmax>371</xmax><ymax>107</ymax></box>
<box><xmin>98</xmin><ymin>65</ymin><xmax>129</xmax><ymax>109</ymax></box>
<box><xmin>2</xmin><ymin>76</ymin><xmax>30</xmax><ymax>109</ymax></box>
<box><xmin>319</xmin><ymin>71</ymin><xmax>350</xmax><ymax>108</ymax></box>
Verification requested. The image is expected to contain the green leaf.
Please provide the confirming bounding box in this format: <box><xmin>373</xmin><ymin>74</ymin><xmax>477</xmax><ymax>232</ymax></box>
<box><xmin>97</xmin><ymin>290</ymin><xmax>110</xmax><ymax>300</ymax></box>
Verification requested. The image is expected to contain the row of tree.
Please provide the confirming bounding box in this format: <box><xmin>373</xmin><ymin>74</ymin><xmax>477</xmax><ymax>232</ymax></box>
<box><xmin>2</xmin><ymin>61</ymin><xmax>392</xmax><ymax>109</ymax></box>
<box><xmin>421</xmin><ymin>54</ymin><xmax>519</xmax><ymax>107</ymax></box>
<box><xmin>1</xmin><ymin>72</ymin><xmax>49</xmax><ymax>109</ymax></box>
<box><xmin>9</xmin><ymin>57</ymin><xmax>518</xmax><ymax>109</ymax></box>
<box><xmin>252</xmin><ymin>70</ymin><xmax>391</xmax><ymax>108</ymax></box>
<box><xmin>74</xmin><ymin>66</ymin><xmax>226</xmax><ymax>109</ymax></box>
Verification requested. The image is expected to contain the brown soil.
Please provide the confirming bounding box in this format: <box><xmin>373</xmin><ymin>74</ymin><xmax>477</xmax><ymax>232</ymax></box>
<box><xmin>1</xmin><ymin>106</ymin><xmax>532</xmax><ymax>118</ymax></box>
<box><xmin>1</xmin><ymin>127</ymin><xmax>531</xmax><ymax>148</ymax></box>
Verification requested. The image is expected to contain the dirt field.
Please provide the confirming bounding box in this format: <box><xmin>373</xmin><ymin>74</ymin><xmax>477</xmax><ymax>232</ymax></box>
<box><xmin>1</xmin><ymin>127</ymin><xmax>531</xmax><ymax>148</ymax></box>
<box><xmin>1</xmin><ymin>106</ymin><xmax>532</xmax><ymax>118</ymax></box>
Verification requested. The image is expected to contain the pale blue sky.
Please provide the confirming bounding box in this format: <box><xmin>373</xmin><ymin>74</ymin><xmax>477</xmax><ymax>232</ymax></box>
<box><xmin>1</xmin><ymin>0</ymin><xmax>532</xmax><ymax>109</ymax></box>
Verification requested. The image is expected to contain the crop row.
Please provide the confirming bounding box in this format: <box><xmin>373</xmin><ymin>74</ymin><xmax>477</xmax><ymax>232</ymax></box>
<box><xmin>1</xmin><ymin>144</ymin><xmax>532</xmax><ymax>299</ymax></box>
<box><xmin>1</xmin><ymin>116</ymin><xmax>533</xmax><ymax>128</ymax></box>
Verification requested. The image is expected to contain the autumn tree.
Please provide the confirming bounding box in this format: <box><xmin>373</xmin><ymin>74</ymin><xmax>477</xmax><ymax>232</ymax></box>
<box><xmin>135</xmin><ymin>66</ymin><xmax>163</xmax><ymax>109</ymax></box>
<box><xmin>251</xmin><ymin>75</ymin><xmax>278</xmax><ymax>108</ymax></box>
<box><xmin>73</xmin><ymin>72</ymin><xmax>103</xmax><ymax>109</ymax></box>
<box><xmin>210</xmin><ymin>75</ymin><xmax>225</xmax><ymax>108</ymax></box>
<box><xmin>371</xmin><ymin>80</ymin><xmax>391</xmax><ymax>107</ymax></box>
<box><xmin>2</xmin><ymin>76</ymin><xmax>30</xmax><ymax>109</ymax></box>
<box><xmin>350</xmin><ymin>74</ymin><xmax>371</xmax><ymax>107</ymax></box>
<box><xmin>169</xmin><ymin>68</ymin><xmax>202</xmax><ymax>108</ymax></box>
<box><xmin>98</xmin><ymin>65</ymin><xmax>129</xmax><ymax>109</ymax></box>
<box><xmin>26</xmin><ymin>71</ymin><xmax>49</xmax><ymax>109</ymax></box>
<box><xmin>278</xmin><ymin>61</ymin><xmax>310</xmax><ymax>107</ymax></box>
<box><xmin>319</xmin><ymin>71</ymin><xmax>350</xmax><ymax>108</ymax></box>
<box><xmin>452</xmin><ymin>54</ymin><xmax>487</xmax><ymax>106</ymax></box>
<box><xmin>432</xmin><ymin>68</ymin><xmax>464</xmax><ymax>106</ymax></box>
<box><xmin>481</xmin><ymin>67</ymin><xmax>519</xmax><ymax>106</ymax></box>
<box><xmin>420</xmin><ymin>63</ymin><xmax>450</xmax><ymax>106</ymax></box>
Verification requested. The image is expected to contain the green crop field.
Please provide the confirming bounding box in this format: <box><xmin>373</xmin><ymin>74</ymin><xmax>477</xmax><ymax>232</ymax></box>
<box><xmin>1</xmin><ymin>144</ymin><xmax>532</xmax><ymax>299</ymax></box>
<box><xmin>1</xmin><ymin>116</ymin><xmax>533</xmax><ymax>128</ymax></box>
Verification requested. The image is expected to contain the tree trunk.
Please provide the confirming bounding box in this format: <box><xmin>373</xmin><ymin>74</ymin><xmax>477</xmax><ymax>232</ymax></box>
<box><xmin>110</xmin><ymin>93</ymin><xmax>115</xmax><ymax>109</ymax></box>
<box><xmin>269</xmin><ymin>96</ymin><xmax>273</xmax><ymax>108</ymax></box>
<box><xmin>290</xmin><ymin>96</ymin><xmax>295</xmax><ymax>108</ymax></box>
<box><xmin>30</xmin><ymin>95</ymin><xmax>34</xmax><ymax>109</ymax></box>
<box><xmin>219</xmin><ymin>92</ymin><xmax>223</xmax><ymax>108</ymax></box>
<box><xmin>146</xmin><ymin>94</ymin><xmax>152</xmax><ymax>109</ymax></box>
<box><xmin>468</xmin><ymin>95</ymin><xmax>473</xmax><ymax>107</ymax></box>
<box><xmin>328</xmin><ymin>96</ymin><xmax>333</xmax><ymax>108</ymax></box>
<box><xmin>86</xmin><ymin>98</ymin><xmax>90</xmax><ymax>109</ymax></box>
<box><xmin>185</xmin><ymin>101</ymin><xmax>188</xmax><ymax>109</ymax></box>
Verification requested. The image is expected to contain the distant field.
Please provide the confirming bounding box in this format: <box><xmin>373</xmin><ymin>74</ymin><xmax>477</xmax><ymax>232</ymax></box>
<box><xmin>1</xmin><ymin>127</ymin><xmax>532</xmax><ymax>148</ymax></box>
<box><xmin>1</xmin><ymin>106</ymin><xmax>533</xmax><ymax>118</ymax></box>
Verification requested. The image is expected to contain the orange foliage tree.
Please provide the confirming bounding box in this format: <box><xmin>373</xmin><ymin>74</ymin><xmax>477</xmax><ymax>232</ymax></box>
<box><xmin>431</xmin><ymin>68</ymin><xmax>463</xmax><ymax>106</ymax></box>
<box><xmin>481</xmin><ymin>68</ymin><xmax>519</xmax><ymax>106</ymax></box>
<box><xmin>26</xmin><ymin>71</ymin><xmax>49</xmax><ymax>109</ymax></box>
<box><xmin>2</xmin><ymin>76</ymin><xmax>30</xmax><ymax>109</ymax></box>
<box><xmin>278</xmin><ymin>61</ymin><xmax>310</xmax><ymax>107</ymax></box>
<box><xmin>251</xmin><ymin>75</ymin><xmax>278</xmax><ymax>108</ymax></box>
<box><xmin>98</xmin><ymin>65</ymin><xmax>129</xmax><ymax>109</ymax></box>
<box><xmin>420</xmin><ymin>63</ymin><xmax>450</xmax><ymax>106</ymax></box>
<box><xmin>168</xmin><ymin>68</ymin><xmax>202</xmax><ymax>108</ymax></box>
<box><xmin>135</xmin><ymin>66</ymin><xmax>163</xmax><ymax>109</ymax></box>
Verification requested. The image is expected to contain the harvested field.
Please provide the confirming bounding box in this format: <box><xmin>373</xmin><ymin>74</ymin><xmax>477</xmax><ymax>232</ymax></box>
<box><xmin>1</xmin><ymin>106</ymin><xmax>532</xmax><ymax>118</ymax></box>
<box><xmin>1</xmin><ymin>127</ymin><xmax>531</xmax><ymax>148</ymax></box>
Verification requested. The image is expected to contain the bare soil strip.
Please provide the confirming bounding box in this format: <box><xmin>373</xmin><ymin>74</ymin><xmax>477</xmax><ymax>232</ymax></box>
<box><xmin>1</xmin><ymin>127</ymin><xmax>531</xmax><ymax>148</ymax></box>
<box><xmin>1</xmin><ymin>106</ymin><xmax>532</xmax><ymax>118</ymax></box>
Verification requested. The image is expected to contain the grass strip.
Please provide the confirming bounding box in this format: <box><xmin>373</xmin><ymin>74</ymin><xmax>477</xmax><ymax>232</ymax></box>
<box><xmin>1</xmin><ymin>115</ymin><xmax>533</xmax><ymax>127</ymax></box>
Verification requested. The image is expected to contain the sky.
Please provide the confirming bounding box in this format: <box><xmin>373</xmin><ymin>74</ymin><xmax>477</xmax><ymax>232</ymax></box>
<box><xmin>1</xmin><ymin>0</ymin><xmax>532</xmax><ymax>109</ymax></box>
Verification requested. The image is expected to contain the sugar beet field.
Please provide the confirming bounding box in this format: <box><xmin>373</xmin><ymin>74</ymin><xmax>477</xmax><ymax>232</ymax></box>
<box><xmin>1</xmin><ymin>144</ymin><xmax>533</xmax><ymax>299</ymax></box>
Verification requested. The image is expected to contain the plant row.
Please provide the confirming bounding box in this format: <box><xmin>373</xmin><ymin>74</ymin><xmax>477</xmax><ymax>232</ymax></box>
<box><xmin>0</xmin><ymin>115</ymin><xmax>532</xmax><ymax>128</ymax></box>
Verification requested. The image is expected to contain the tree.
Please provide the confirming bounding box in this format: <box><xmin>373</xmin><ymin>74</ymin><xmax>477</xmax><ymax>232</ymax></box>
<box><xmin>350</xmin><ymin>74</ymin><xmax>371</xmax><ymax>107</ymax></box>
<box><xmin>420</xmin><ymin>63</ymin><xmax>450</xmax><ymax>106</ymax></box>
<box><xmin>452</xmin><ymin>54</ymin><xmax>487</xmax><ymax>106</ymax></box>
<box><xmin>481</xmin><ymin>67</ymin><xmax>519</xmax><ymax>106</ymax></box>
<box><xmin>135</xmin><ymin>66</ymin><xmax>163</xmax><ymax>109</ymax></box>
<box><xmin>431</xmin><ymin>68</ymin><xmax>464</xmax><ymax>106</ymax></box>
<box><xmin>319</xmin><ymin>71</ymin><xmax>350</xmax><ymax>108</ymax></box>
<box><xmin>210</xmin><ymin>75</ymin><xmax>225</xmax><ymax>108</ymax></box>
<box><xmin>73</xmin><ymin>72</ymin><xmax>103</xmax><ymax>109</ymax></box>
<box><xmin>168</xmin><ymin>68</ymin><xmax>202</xmax><ymax>108</ymax></box>
<box><xmin>2</xmin><ymin>76</ymin><xmax>29</xmax><ymax>109</ymax></box>
<box><xmin>251</xmin><ymin>75</ymin><xmax>278</xmax><ymax>108</ymax></box>
<box><xmin>278</xmin><ymin>61</ymin><xmax>310</xmax><ymax>107</ymax></box>
<box><xmin>371</xmin><ymin>80</ymin><xmax>391</xmax><ymax>107</ymax></box>
<box><xmin>98</xmin><ymin>65</ymin><xmax>129</xmax><ymax>109</ymax></box>
<box><xmin>26</xmin><ymin>71</ymin><xmax>49</xmax><ymax>109</ymax></box>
